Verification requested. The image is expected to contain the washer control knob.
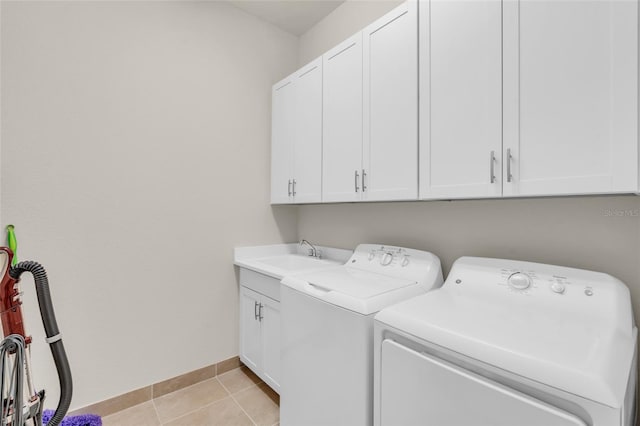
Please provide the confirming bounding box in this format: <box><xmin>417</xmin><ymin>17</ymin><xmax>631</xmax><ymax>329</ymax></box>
<box><xmin>381</xmin><ymin>252</ymin><xmax>394</xmax><ymax>266</ymax></box>
<box><xmin>550</xmin><ymin>282</ymin><xmax>566</xmax><ymax>294</ymax></box>
<box><xmin>508</xmin><ymin>272</ymin><xmax>531</xmax><ymax>290</ymax></box>
<box><xmin>401</xmin><ymin>256</ymin><xmax>410</xmax><ymax>267</ymax></box>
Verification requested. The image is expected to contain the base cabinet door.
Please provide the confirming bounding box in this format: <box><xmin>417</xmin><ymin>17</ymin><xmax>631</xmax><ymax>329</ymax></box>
<box><xmin>420</xmin><ymin>0</ymin><xmax>502</xmax><ymax>199</ymax></box>
<box><xmin>239</xmin><ymin>287</ymin><xmax>262</xmax><ymax>372</ymax></box>
<box><xmin>503</xmin><ymin>0</ymin><xmax>638</xmax><ymax>196</ymax></box>
<box><xmin>239</xmin><ymin>286</ymin><xmax>281</xmax><ymax>394</ymax></box>
<box><xmin>261</xmin><ymin>297</ymin><xmax>281</xmax><ymax>392</ymax></box>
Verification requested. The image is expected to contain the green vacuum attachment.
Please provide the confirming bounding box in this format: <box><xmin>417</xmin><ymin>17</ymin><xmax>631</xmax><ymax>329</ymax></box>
<box><xmin>6</xmin><ymin>225</ymin><xmax>17</xmax><ymax>266</ymax></box>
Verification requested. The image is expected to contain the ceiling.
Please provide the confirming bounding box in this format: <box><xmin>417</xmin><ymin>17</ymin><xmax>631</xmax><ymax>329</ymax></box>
<box><xmin>228</xmin><ymin>0</ymin><xmax>345</xmax><ymax>36</ymax></box>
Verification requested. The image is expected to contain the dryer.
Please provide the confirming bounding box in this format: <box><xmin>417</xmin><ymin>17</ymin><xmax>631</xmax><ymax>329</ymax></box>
<box><xmin>280</xmin><ymin>244</ymin><xmax>443</xmax><ymax>426</ymax></box>
<box><xmin>374</xmin><ymin>257</ymin><xmax>637</xmax><ymax>426</ymax></box>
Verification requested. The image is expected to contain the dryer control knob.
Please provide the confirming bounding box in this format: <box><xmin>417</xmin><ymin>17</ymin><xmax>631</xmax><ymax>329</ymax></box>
<box><xmin>508</xmin><ymin>272</ymin><xmax>531</xmax><ymax>290</ymax></box>
<box><xmin>551</xmin><ymin>282</ymin><xmax>566</xmax><ymax>294</ymax></box>
<box><xmin>381</xmin><ymin>252</ymin><xmax>394</xmax><ymax>266</ymax></box>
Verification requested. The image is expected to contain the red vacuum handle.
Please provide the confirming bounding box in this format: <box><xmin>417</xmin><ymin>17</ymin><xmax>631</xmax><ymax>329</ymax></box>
<box><xmin>0</xmin><ymin>247</ymin><xmax>31</xmax><ymax>345</ymax></box>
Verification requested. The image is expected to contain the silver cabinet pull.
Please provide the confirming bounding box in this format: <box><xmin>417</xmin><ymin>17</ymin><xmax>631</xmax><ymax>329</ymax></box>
<box><xmin>254</xmin><ymin>301</ymin><xmax>259</xmax><ymax>320</ymax></box>
<box><xmin>355</xmin><ymin>170</ymin><xmax>360</xmax><ymax>192</ymax></box>
<box><xmin>288</xmin><ymin>180</ymin><xmax>292</xmax><ymax>196</ymax></box>
<box><xmin>362</xmin><ymin>169</ymin><xmax>367</xmax><ymax>192</ymax></box>
<box><xmin>506</xmin><ymin>148</ymin><xmax>513</xmax><ymax>182</ymax></box>
<box><xmin>292</xmin><ymin>179</ymin><xmax>297</xmax><ymax>196</ymax></box>
<box><xmin>490</xmin><ymin>151</ymin><xmax>496</xmax><ymax>184</ymax></box>
<box><xmin>258</xmin><ymin>303</ymin><xmax>264</xmax><ymax>322</ymax></box>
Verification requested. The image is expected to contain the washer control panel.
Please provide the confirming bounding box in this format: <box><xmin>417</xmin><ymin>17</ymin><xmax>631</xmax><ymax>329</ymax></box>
<box><xmin>347</xmin><ymin>244</ymin><xmax>443</xmax><ymax>290</ymax></box>
<box><xmin>365</xmin><ymin>246</ymin><xmax>411</xmax><ymax>268</ymax></box>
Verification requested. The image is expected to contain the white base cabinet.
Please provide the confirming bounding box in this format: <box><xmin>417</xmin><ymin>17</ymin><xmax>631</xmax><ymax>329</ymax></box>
<box><xmin>239</xmin><ymin>272</ymin><xmax>281</xmax><ymax>393</ymax></box>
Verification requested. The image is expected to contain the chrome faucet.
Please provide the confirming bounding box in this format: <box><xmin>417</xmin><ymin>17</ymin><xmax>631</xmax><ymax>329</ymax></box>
<box><xmin>299</xmin><ymin>239</ymin><xmax>320</xmax><ymax>258</ymax></box>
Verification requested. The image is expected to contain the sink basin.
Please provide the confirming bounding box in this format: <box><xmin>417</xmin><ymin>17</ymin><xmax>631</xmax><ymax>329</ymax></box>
<box><xmin>234</xmin><ymin>244</ymin><xmax>352</xmax><ymax>279</ymax></box>
<box><xmin>254</xmin><ymin>254</ymin><xmax>340</xmax><ymax>272</ymax></box>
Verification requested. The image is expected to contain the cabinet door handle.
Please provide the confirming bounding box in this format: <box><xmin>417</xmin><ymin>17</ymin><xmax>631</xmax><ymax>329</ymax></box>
<box><xmin>362</xmin><ymin>169</ymin><xmax>367</xmax><ymax>192</ymax></box>
<box><xmin>258</xmin><ymin>303</ymin><xmax>264</xmax><ymax>322</ymax></box>
<box><xmin>506</xmin><ymin>148</ymin><xmax>513</xmax><ymax>183</ymax></box>
<box><xmin>292</xmin><ymin>179</ymin><xmax>297</xmax><ymax>196</ymax></box>
<box><xmin>288</xmin><ymin>180</ymin><xmax>292</xmax><ymax>197</ymax></box>
<box><xmin>254</xmin><ymin>301</ymin><xmax>259</xmax><ymax>320</ymax></box>
<box><xmin>490</xmin><ymin>151</ymin><xmax>496</xmax><ymax>184</ymax></box>
<box><xmin>355</xmin><ymin>170</ymin><xmax>360</xmax><ymax>192</ymax></box>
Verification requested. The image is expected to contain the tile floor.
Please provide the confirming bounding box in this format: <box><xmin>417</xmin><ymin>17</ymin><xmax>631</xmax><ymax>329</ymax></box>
<box><xmin>102</xmin><ymin>366</ymin><xmax>279</xmax><ymax>426</ymax></box>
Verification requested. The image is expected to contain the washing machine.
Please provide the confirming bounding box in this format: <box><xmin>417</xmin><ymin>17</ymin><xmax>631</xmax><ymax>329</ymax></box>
<box><xmin>280</xmin><ymin>244</ymin><xmax>443</xmax><ymax>426</ymax></box>
<box><xmin>374</xmin><ymin>256</ymin><xmax>637</xmax><ymax>426</ymax></box>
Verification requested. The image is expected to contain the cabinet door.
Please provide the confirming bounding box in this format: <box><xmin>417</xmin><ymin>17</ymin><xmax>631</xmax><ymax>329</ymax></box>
<box><xmin>239</xmin><ymin>287</ymin><xmax>262</xmax><ymax>372</ymax></box>
<box><xmin>271</xmin><ymin>77</ymin><xmax>295</xmax><ymax>204</ymax></box>
<box><xmin>420</xmin><ymin>0</ymin><xmax>502</xmax><ymax>199</ymax></box>
<box><xmin>503</xmin><ymin>0</ymin><xmax>638</xmax><ymax>196</ymax></box>
<box><xmin>363</xmin><ymin>1</ymin><xmax>418</xmax><ymax>201</ymax></box>
<box><xmin>261</xmin><ymin>296</ymin><xmax>281</xmax><ymax>393</ymax></box>
<box><xmin>322</xmin><ymin>33</ymin><xmax>364</xmax><ymax>202</ymax></box>
<box><xmin>293</xmin><ymin>59</ymin><xmax>323</xmax><ymax>204</ymax></box>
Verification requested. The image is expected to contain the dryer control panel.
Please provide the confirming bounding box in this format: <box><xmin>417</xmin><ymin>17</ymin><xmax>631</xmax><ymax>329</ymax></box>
<box><xmin>445</xmin><ymin>256</ymin><xmax>633</xmax><ymax>326</ymax></box>
<box><xmin>499</xmin><ymin>267</ymin><xmax>585</xmax><ymax>297</ymax></box>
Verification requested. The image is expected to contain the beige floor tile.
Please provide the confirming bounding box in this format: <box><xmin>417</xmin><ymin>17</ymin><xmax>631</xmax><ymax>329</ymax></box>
<box><xmin>153</xmin><ymin>378</ymin><xmax>229</xmax><ymax>423</ymax></box>
<box><xmin>234</xmin><ymin>382</ymin><xmax>279</xmax><ymax>426</ymax></box>
<box><xmin>102</xmin><ymin>401</ymin><xmax>160</xmax><ymax>426</ymax></box>
<box><xmin>218</xmin><ymin>366</ymin><xmax>262</xmax><ymax>394</ymax></box>
<box><xmin>163</xmin><ymin>397</ymin><xmax>253</xmax><ymax>426</ymax></box>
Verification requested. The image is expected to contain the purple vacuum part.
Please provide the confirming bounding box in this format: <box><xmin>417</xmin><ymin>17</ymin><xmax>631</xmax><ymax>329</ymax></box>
<box><xmin>42</xmin><ymin>409</ymin><xmax>101</xmax><ymax>426</ymax></box>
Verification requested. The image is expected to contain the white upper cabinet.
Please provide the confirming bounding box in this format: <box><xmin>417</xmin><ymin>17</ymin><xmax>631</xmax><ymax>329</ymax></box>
<box><xmin>293</xmin><ymin>59</ymin><xmax>323</xmax><ymax>203</ymax></box>
<box><xmin>270</xmin><ymin>60</ymin><xmax>323</xmax><ymax>204</ymax></box>
<box><xmin>419</xmin><ymin>0</ymin><xmax>502</xmax><ymax>200</ymax></box>
<box><xmin>502</xmin><ymin>0</ymin><xmax>638</xmax><ymax>197</ymax></box>
<box><xmin>271</xmin><ymin>77</ymin><xmax>295</xmax><ymax>204</ymax></box>
<box><xmin>363</xmin><ymin>1</ymin><xmax>418</xmax><ymax>201</ymax></box>
<box><xmin>273</xmin><ymin>0</ymin><xmax>639</xmax><ymax>204</ymax></box>
<box><xmin>322</xmin><ymin>33</ymin><xmax>364</xmax><ymax>203</ymax></box>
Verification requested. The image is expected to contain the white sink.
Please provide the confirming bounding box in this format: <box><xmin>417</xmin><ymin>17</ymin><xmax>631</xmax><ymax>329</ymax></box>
<box><xmin>234</xmin><ymin>244</ymin><xmax>352</xmax><ymax>279</ymax></box>
<box><xmin>254</xmin><ymin>254</ymin><xmax>338</xmax><ymax>272</ymax></box>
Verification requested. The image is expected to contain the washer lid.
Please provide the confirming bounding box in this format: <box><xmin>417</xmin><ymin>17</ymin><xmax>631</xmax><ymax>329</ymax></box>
<box><xmin>375</xmin><ymin>257</ymin><xmax>637</xmax><ymax>408</ymax></box>
<box><xmin>281</xmin><ymin>267</ymin><xmax>421</xmax><ymax>315</ymax></box>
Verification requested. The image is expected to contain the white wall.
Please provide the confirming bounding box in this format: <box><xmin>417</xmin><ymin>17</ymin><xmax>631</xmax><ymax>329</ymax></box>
<box><xmin>1</xmin><ymin>1</ymin><xmax>298</xmax><ymax>409</ymax></box>
<box><xmin>297</xmin><ymin>1</ymin><xmax>640</xmax><ymax>323</ymax></box>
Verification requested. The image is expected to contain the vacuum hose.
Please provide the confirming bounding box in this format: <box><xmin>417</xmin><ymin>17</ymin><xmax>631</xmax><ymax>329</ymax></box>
<box><xmin>9</xmin><ymin>261</ymin><xmax>72</xmax><ymax>426</ymax></box>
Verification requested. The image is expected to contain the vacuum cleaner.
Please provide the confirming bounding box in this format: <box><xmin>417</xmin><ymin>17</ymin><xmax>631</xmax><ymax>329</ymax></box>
<box><xmin>0</xmin><ymin>241</ymin><xmax>72</xmax><ymax>425</ymax></box>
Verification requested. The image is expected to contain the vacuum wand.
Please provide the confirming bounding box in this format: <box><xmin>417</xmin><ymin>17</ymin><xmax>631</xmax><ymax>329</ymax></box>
<box><xmin>0</xmin><ymin>247</ymin><xmax>72</xmax><ymax>426</ymax></box>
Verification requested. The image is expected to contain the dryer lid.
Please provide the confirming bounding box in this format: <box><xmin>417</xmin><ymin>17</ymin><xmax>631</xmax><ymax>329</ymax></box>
<box><xmin>375</xmin><ymin>257</ymin><xmax>637</xmax><ymax>408</ymax></box>
<box><xmin>282</xmin><ymin>267</ymin><xmax>422</xmax><ymax>315</ymax></box>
